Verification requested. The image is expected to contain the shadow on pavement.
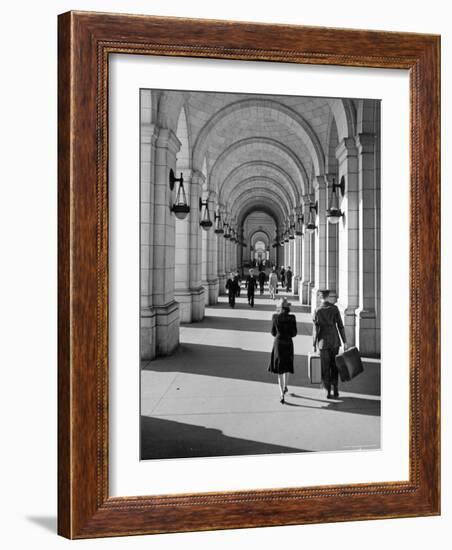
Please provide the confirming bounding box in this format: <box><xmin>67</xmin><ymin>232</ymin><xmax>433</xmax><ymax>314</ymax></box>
<box><xmin>140</xmin><ymin>415</ymin><xmax>311</xmax><ymax>459</ymax></box>
<box><xmin>143</xmin><ymin>344</ymin><xmax>380</xmax><ymax>397</ymax></box>
<box><xmin>186</xmin><ymin>315</ymin><xmax>311</xmax><ymax>335</ymax></box>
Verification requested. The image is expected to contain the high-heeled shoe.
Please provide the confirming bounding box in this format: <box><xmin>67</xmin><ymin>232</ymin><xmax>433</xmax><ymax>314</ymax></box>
<box><xmin>280</xmin><ymin>396</ymin><xmax>285</xmax><ymax>404</ymax></box>
<box><xmin>283</xmin><ymin>386</ymin><xmax>288</xmax><ymax>394</ymax></box>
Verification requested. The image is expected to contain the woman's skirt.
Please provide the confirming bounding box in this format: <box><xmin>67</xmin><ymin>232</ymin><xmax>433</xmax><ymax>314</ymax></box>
<box><xmin>268</xmin><ymin>337</ymin><xmax>294</xmax><ymax>374</ymax></box>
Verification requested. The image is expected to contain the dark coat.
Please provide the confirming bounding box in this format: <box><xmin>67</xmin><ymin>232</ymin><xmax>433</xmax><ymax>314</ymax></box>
<box><xmin>258</xmin><ymin>271</ymin><xmax>267</xmax><ymax>284</ymax></box>
<box><xmin>245</xmin><ymin>275</ymin><xmax>258</xmax><ymax>294</ymax></box>
<box><xmin>225</xmin><ymin>278</ymin><xmax>238</xmax><ymax>294</ymax></box>
<box><xmin>312</xmin><ymin>302</ymin><xmax>346</xmax><ymax>350</ymax></box>
<box><xmin>268</xmin><ymin>311</ymin><xmax>297</xmax><ymax>374</ymax></box>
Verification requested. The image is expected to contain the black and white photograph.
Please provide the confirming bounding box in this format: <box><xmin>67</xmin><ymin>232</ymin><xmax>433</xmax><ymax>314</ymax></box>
<box><xmin>140</xmin><ymin>89</ymin><xmax>381</xmax><ymax>460</ymax></box>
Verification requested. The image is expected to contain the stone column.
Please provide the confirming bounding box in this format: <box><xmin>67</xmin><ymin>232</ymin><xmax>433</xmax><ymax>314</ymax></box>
<box><xmin>325</xmin><ymin>173</ymin><xmax>339</xmax><ymax>302</ymax></box>
<box><xmin>217</xmin><ymin>207</ymin><xmax>227</xmax><ymax>295</ymax></box>
<box><xmin>301</xmin><ymin>197</ymin><xmax>314</xmax><ymax>305</ymax></box>
<box><xmin>292</xmin><ymin>234</ymin><xmax>303</xmax><ymax>296</ymax></box>
<box><xmin>356</xmin><ymin>132</ymin><xmax>380</xmax><ymax>356</ymax></box>
<box><xmin>152</xmin><ymin>128</ymin><xmax>181</xmax><ymax>356</ymax></box>
<box><xmin>140</xmin><ymin>108</ymin><xmax>157</xmax><ymax>360</ymax></box>
<box><xmin>336</xmin><ymin>138</ymin><xmax>360</xmax><ymax>346</ymax></box>
<box><xmin>205</xmin><ymin>192</ymin><xmax>219</xmax><ymax>304</ymax></box>
<box><xmin>311</xmin><ymin>176</ymin><xmax>328</xmax><ymax>312</ymax></box>
<box><xmin>174</xmin><ymin>168</ymin><xmax>193</xmax><ymax>322</ymax></box>
<box><xmin>188</xmin><ymin>170</ymin><xmax>205</xmax><ymax>321</ymax></box>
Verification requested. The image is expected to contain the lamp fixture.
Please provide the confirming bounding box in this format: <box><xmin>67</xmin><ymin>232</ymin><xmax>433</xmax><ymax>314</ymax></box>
<box><xmin>306</xmin><ymin>201</ymin><xmax>318</xmax><ymax>233</ymax></box>
<box><xmin>199</xmin><ymin>197</ymin><xmax>213</xmax><ymax>230</ymax></box>
<box><xmin>295</xmin><ymin>208</ymin><xmax>304</xmax><ymax>236</ymax></box>
<box><xmin>289</xmin><ymin>215</ymin><xmax>295</xmax><ymax>239</ymax></box>
<box><xmin>326</xmin><ymin>176</ymin><xmax>345</xmax><ymax>224</ymax></box>
<box><xmin>169</xmin><ymin>169</ymin><xmax>190</xmax><ymax>220</ymax></box>
<box><xmin>214</xmin><ymin>211</ymin><xmax>224</xmax><ymax>234</ymax></box>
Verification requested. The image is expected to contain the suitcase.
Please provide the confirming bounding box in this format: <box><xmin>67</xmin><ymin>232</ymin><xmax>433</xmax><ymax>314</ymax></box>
<box><xmin>335</xmin><ymin>354</ymin><xmax>351</xmax><ymax>382</ymax></box>
<box><xmin>307</xmin><ymin>352</ymin><xmax>322</xmax><ymax>384</ymax></box>
<box><xmin>336</xmin><ymin>346</ymin><xmax>364</xmax><ymax>380</ymax></box>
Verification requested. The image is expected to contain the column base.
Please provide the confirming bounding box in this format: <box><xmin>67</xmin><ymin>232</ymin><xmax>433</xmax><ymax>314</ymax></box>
<box><xmin>175</xmin><ymin>287</ymin><xmax>206</xmax><ymax>323</ymax></box>
<box><xmin>301</xmin><ymin>281</ymin><xmax>313</xmax><ymax>306</ymax></box>
<box><xmin>218</xmin><ymin>274</ymin><xmax>227</xmax><ymax>296</ymax></box>
<box><xmin>337</xmin><ymin>304</ymin><xmax>358</xmax><ymax>348</ymax></box>
<box><xmin>140</xmin><ymin>307</ymin><xmax>157</xmax><ymax>361</ymax></box>
<box><xmin>203</xmin><ymin>278</ymin><xmax>219</xmax><ymax>305</ymax></box>
<box><xmin>356</xmin><ymin>308</ymin><xmax>380</xmax><ymax>357</ymax></box>
<box><xmin>154</xmin><ymin>300</ymin><xmax>180</xmax><ymax>357</ymax></box>
<box><xmin>293</xmin><ymin>276</ymin><xmax>300</xmax><ymax>296</ymax></box>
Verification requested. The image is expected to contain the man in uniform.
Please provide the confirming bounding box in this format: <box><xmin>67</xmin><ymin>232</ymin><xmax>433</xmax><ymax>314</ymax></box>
<box><xmin>312</xmin><ymin>289</ymin><xmax>347</xmax><ymax>399</ymax></box>
<box><xmin>245</xmin><ymin>268</ymin><xmax>258</xmax><ymax>307</ymax></box>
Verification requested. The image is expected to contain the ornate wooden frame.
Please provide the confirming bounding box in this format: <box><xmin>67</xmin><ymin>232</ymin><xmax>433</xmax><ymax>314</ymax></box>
<box><xmin>58</xmin><ymin>11</ymin><xmax>440</xmax><ymax>539</ymax></box>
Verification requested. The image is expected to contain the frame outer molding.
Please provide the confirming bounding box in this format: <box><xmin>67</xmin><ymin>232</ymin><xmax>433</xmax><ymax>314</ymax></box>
<box><xmin>58</xmin><ymin>10</ymin><xmax>440</xmax><ymax>539</ymax></box>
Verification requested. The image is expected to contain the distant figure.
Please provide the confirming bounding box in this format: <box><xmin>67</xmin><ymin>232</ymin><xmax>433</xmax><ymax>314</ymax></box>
<box><xmin>225</xmin><ymin>272</ymin><xmax>238</xmax><ymax>308</ymax></box>
<box><xmin>313</xmin><ymin>289</ymin><xmax>348</xmax><ymax>399</ymax></box>
<box><xmin>258</xmin><ymin>269</ymin><xmax>267</xmax><ymax>295</ymax></box>
<box><xmin>268</xmin><ymin>298</ymin><xmax>297</xmax><ymax>403</ymax></box>
<box><xmin>245</xmin><ymin>268</ymin><xmax>258</xmax><ymax>307</ymax></box>
<box><xmin>286</xmin><ymin>266</ymin><xmax>293</xmax><ymax>293</ymax></box>
<box><xmin>280</xmin><ymin>266</ymin><xmax>286</xmax><ymax>287</ymax></box>
<box><xmin>268</xmin><ymin>267</ymin><xmax>278</xmax><ymax>300</ymax></box>
<box><xmin>234</xmin><ymin>271</ymin><xmax>241</xmax><ymax>297</ymax></box>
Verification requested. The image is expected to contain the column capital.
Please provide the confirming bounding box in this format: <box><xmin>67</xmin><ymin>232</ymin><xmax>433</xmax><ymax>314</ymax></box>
<box><xmin>155</xmin><ymin>128</ymin><xmax>181</xmax><ymax>155</ymax></box>
<box><xmin>191</xmin><ymin>169</ymin><xmax>206</xmax><ymax>186</ymax></box>
<box><xmin>336</xmin><ymin>137</ymin><xmax>358</xmax><ymax>163</ymax></box>
<box><xmin>141</xmin><ymin>122</ymin><xmax>158</xmax><ymax>145</ymax></box>
<box><xmin>355</xmin><ymin>132</ymin><xmax>376</xmax><ymax>154</ymax></box>
<box><xmin>302</xmin><ymin>193</ymin><xmax>315</xmax><ymax>207</ymax></box>
<box><xmin>312</xmin><ymin>174</ymin><xmax>328</xmax><ymax>191</ymax></box>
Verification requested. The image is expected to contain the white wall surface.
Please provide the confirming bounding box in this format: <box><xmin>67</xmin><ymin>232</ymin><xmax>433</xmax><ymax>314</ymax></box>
<box><xmin>0</xmin><ymin>0</ymin><xmax>449</xmax><ymax>548</ymax></box>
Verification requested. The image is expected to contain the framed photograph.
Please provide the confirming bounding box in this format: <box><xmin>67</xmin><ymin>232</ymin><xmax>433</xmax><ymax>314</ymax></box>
<box><xmin>58</xmin><ymin>11</ymin><xmax>440</xmax><ymax>538</ymax></box>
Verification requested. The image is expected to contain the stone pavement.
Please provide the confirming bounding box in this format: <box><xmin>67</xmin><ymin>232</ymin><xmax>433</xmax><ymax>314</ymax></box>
<box><xmin>141</xmin><ymin>289</ymin><xmax>381</xmax><ymax>460</ymax></box>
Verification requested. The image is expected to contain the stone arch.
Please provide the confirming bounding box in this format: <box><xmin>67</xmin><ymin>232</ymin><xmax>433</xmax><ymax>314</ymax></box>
<box><xmin>211</xmin><ymin>137</ymin><xmax>309</xmax><ymax>196</ymax></box>
<box><xmin>176</xmin><ymin>105</ymin><xmax>190</xmax><ymax>171</ymax></box>
<box><xmin>250</xmin><ymin>229</ymin><xmax>271</xmax><ymax>249</ymax></box>
<box><xmin>229</xmin><ymin>184</ymin><xmax>292</xmax><ymax>223</ymax></box>
<box><xmin>228</xmin><ymin>177</ymin><xmax>294</xmax><ymax>214</ymax></box>
<box><xmin>192</xmin><ymin>98</ymin><xmax>325</xmax><ymax>177</ymax></box>
<box><xmin>328</xmin><ymin>98</ymin><xmax>356</xmax><ymax>142</ymax></box>
<box><xmin>325</xmin><ymin>112</ymin><xmax>339</xmax><ymax>175</ymax></box>
<box><xmin>221</xmin><ymin>160</ymin><xmax>301</xmax><ymax>206</ymax></box>
<box><xmin>236</xmin><ymin>198</ymin><xmax>285</xmax><ymax>230</ymax></box>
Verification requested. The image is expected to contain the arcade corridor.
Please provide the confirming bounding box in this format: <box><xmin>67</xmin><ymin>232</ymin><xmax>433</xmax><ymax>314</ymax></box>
<box><xmin>141</xmin><ymin>284</ymin><xmax>380</xmax><ymax>459</ymax></box>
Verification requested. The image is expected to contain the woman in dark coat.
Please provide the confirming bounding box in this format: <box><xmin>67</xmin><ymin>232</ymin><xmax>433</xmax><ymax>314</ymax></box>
<box><xmin>268</xmin><ymin>298</ymin><xmax>297</xmax><ymax>403</ymax></box>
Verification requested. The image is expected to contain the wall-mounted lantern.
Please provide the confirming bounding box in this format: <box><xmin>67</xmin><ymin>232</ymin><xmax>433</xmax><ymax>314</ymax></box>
<box><xmin>326</xmin><ymin>176</ymin><xmax>345</xmax><ymax>224</ymax></box>
<box><xmin>289</xmin><ymin>215</ymin><xmax>295</xmax><ymax>240</ymax></box>
<box><xmin>169</xmin><ymin>169</ymin><xmax>190</xmax><ymax>220</ymax></box>
<box><xmin>214</xmin><ymin>211</ymin><xmax>224</xmax><ymax>234</ymax></box>
<box><xmin>305</xmin><ymin>201</ymin><xmax>318</xmax><ymax>233</ymax></box>
<box><xmin>199</xmin><ymin>198</ymin><xmax>213</xmax><ymax>231</ymax></box>
<box><xmin>223</xmin><ymin>221</ymin><xmax>231</xmax><ymax>239</ymax></box>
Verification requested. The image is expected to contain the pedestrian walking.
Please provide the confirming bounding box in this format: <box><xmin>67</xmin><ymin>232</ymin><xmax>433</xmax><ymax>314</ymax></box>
<box><xmin>234</xmin><ymin>271</ymin><xmax>241</xmax><ymax>297</ymax></box>
<box><xmin>245</xmin><ymin>268</ymin><xmax>258</xmax><ymax>307</ymax></box>
<box><xmin>312</xmin><ymin>289</ymin><xmax>348</xmax><ymax>399</ymax></box>
<box><xmin>286</xmin><ymin>266</ymin><xmax>293</xmax><ymax>293</ymax></box>
<box><xmin>268</xmin><ymin>267</ymin><xmax>278</xmax><ymax>300</ymax></box>
<box><xmin>268</xmin><ymin>298</ymin><xmax>297</xmax><ymax>403</ymax></box>
<box><xmin>225</xmin><ymin>272</ymin><xmax>238</xmax><ymax>308</ymax></box>
<box><xmin>280</xmin><ymin>266</ymin><xmax>286</xmax><ymax>287</ymax></box>
<box><xmin>258</xmin><ymin>269</ymin><xmax>267</xmax><ymax>295</ymax></box>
